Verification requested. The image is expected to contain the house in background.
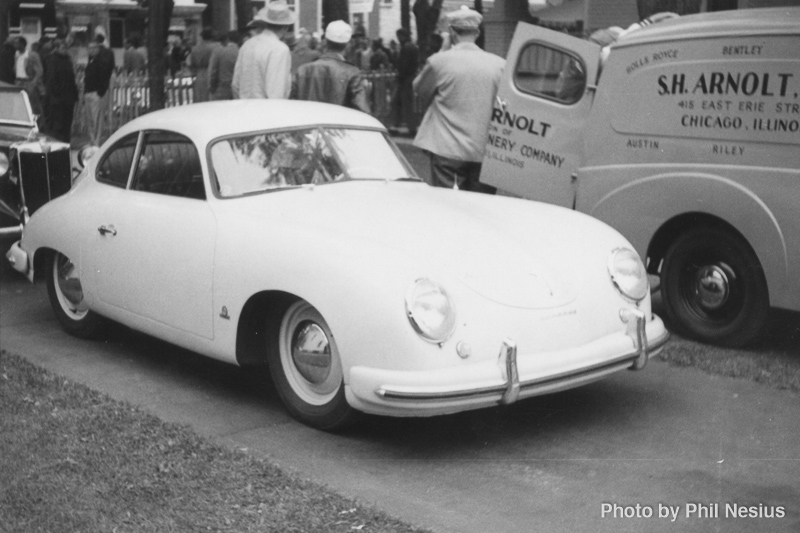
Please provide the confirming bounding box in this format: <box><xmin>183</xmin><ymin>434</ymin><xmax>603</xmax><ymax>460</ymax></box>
<box><xmin>58</xmin><ymin>0</ymin><xmax>206</xmax><ymax>64</ymax></box>
<box><xmin>4</xmin><ymin>0</ymin><xmax>60</xmax><ymax>45</ymax></box>
<box><xmin>6</xmin><ymin>0</ymin><xmax>796</xmax><ymax>63</ymax></box>
<box><xmin>483</xmin><ymin>0</ymin><xmax>800</xmax><ymax>57</ymax></box>
<box><xmin>3</xmin><ymin>0</ymin><xmax>206</xmax><ymax>66</ymax></box>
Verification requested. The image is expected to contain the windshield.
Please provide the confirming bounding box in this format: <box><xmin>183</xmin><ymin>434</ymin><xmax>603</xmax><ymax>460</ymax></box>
<box><xmin>0</xmin><ymin>90</ymin><xmax>34</xmax><ymax>126</ymax></box>
<box><xmin>210</xmin><ymin>127</ymin><xmax>416</xmax><ymax>197</ymax></box>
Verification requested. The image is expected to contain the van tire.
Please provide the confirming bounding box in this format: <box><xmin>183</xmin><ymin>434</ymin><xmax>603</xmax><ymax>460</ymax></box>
<box><xmin>660</xmin><ymin>227</ymin><xmax>768</xmax><ymax>347</ymax></box>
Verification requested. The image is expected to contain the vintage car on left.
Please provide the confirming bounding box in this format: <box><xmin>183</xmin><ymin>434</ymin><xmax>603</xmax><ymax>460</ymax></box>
<box><xmin>7</xmin><ymin>100</ymin><xmax>669</xmax><ymax>431</ymax></box>
<box><xmin>0</xmin><ymin>81</ymin><xmax>73</xmax><ymax>238</ymax></box>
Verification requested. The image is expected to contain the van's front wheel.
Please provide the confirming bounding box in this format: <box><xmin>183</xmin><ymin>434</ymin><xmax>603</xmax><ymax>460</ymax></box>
<box><xmin>660</xmin><ymin>227</ymin><xmax>768</xmax><ymax>347</ymax></box>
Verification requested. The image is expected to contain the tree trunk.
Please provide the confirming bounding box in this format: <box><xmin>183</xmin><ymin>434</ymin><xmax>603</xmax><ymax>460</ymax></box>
<box><xmin>401</xmin><ymin>0</ymin><xmax>411</xmax><ymax>32</ymax></box>
<box><xmin>474</xmin><ymin>0</ymin><xmax>484</xmax><ymax>49</ymax></box>
<box><xmin>234</xmin><ymin>0</ymin><xmax>250</xmax><ymax>30</ymax></box>
<box><xmin>147</xmin><ymin>0</ymin><xmax>173</xmax><ymax>112</ymax></box>
<box><xmin>0</xmin><ymin>0</ymin><xmax>10</xmax><ymax>47</ymax></box>
<box><xmin>413</xmin><ymin>0</ymin><xmax>443</xmax><ymax>60</ymax></box>
<box><xmin>322</xmin><ymin>0</ymin><xmax>349</xmax><ymax>29</ymax></box>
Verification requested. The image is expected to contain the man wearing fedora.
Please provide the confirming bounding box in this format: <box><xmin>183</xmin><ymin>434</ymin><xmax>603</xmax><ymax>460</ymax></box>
<box><xmin>232</xmin><ymin>0</ymin><xmax>295</xmax><ymax>99</ymax></box>
<box><xmin>292</xmin><ymin>20</ymin><xmax>370</xmax><ymax>114</ymax></box>
<box><xmin>412</xmin><ymin>6</ymin><xmax>505</xmax><ymax>194</ymax></box>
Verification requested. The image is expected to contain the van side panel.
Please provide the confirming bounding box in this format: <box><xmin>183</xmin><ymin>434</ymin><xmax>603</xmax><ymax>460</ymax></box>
<box><xmin>584</xmin><ymin>33</ymin><xmax>800</xmax><ymax>169</ymax></box>
<box><xmin>578</xmin><ymin>28</ymin><xmax>800</xmax><ymax>312</ymax></box>
<box><xmin>577</xmin><ymin>165</ymin><xmax>798</xmax><ymax>311</ymax></box>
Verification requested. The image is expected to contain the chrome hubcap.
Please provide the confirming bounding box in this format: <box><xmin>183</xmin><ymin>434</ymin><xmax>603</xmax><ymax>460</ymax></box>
<box><xmin>291</xmin><ymin>321</ymin><xmax>332</xmax><ymax>384</ymax></box>
<box><xmin>57</xmin><ymin>258</ymin><xmax>84</xmax><ymax>308</ymax></box>
<box><xmin>694</xmin><ymin>264</ymin><xmax>730</xmax><ymax>311</ymax></box>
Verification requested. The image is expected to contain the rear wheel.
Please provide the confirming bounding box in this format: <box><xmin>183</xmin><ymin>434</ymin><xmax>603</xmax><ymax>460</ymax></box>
<box><xmin>266</xmin><ymin>299</ymin><xmax>357</xmax><ymax>430</ymax></box>
<box><xmin>46</xmin><ymin>252</ymin><xmax>102</xmax><ymax>338</ymax></box>
<box><xmin>660</xmin><ymin>227</ymin><xmax>768</xmax><ymax>347</ymax></box>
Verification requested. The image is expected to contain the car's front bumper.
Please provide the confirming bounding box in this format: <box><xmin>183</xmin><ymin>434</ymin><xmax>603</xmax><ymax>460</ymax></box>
<box><xmin>346</xmin><ymin>310</ymin><xmax>669</xmax><ymax>417</ymax></box>
<box><xmin>6</xmin><ymin>240</ymin><xmax>33</xmax><ymax>282</ymax></box>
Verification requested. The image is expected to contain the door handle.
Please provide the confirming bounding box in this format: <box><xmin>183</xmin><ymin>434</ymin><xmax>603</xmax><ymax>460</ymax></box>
<box><xmin>98</xmin><ymin>225</ymin><xmax>117</xmax><ymax>236</ymax></box>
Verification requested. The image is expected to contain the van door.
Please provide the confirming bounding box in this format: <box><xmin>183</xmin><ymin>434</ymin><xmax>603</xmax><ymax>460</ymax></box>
<box><xmin>480</xmin><ymin>23</ymin><xmax>600</xmax><ymax>207</ymax></box>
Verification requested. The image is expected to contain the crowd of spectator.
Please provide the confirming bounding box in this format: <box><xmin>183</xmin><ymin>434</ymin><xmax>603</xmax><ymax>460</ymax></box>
<box><xmin>1</xmin><ymin>34</ymin><xmax>79</xmax><ymax>143</ymax></box>
<box><xmin>0</xmin><ymin>0</ymin><xmax>460</xmax><ymax>146</ymax></box>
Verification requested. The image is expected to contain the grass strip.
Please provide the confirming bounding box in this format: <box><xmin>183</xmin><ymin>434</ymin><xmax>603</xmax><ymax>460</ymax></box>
<box><xmin>657</xmin><ymin>336</ymin><xmax>800</xmax><ymax>392</ymax></box>
<box><xmin>0</xmin><ymin>351</ymin><xmax>430</xmax><ymax>533</ymax></box>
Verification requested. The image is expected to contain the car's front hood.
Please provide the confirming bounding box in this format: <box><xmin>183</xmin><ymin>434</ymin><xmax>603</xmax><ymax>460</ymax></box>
<box><xmin>229</xmin><ymin>182</ymin><xmax>625</xmax><ymax>309</ymax></box>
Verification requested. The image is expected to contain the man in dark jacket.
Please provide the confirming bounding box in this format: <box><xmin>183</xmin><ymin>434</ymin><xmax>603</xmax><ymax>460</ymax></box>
<box><xmin>292</xmin><ymin>20</ymin><xmax>370</xmax><ymax>114</ymax></box>
<box><xmin>43</xmin><ymin>40</ymin><xmax>78</xmax><ymax>143</ymax></box>
<box><xmin>208</xmin><ymin>31</ymin><xmax>240</xmax><ymax>100</ymax></box>
<box><xmin>83</xmin><ymin>34</ymin><xmax>115</xmax><ymax>145</ymax></box>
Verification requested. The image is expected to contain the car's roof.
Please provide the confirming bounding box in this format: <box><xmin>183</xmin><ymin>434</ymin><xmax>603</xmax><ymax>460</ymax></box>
<box><xmin>616</xmin><ymin>7</ymin><xmax>800</xmax><ymax>48</ymax></box>
<box><xmin>118</xmin><ymin>100</ymin><xmax>386</xmax><ymax>144</ymax></box>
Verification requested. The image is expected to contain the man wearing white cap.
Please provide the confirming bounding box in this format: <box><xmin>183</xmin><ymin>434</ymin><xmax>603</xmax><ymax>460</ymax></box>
<box><xmin>292</xmin><ymin>20</ymin><xmax>370</xmax><ymax>114</ymax></box>
<box><xmin>232</xmin><ymin>0</ymin><xmax>295</xmax><ymax>99</ymax></box>
<box><xmin>412</xmin><ymin>6</ymin><xmax>505</xmax><ymax>193</ymax></box>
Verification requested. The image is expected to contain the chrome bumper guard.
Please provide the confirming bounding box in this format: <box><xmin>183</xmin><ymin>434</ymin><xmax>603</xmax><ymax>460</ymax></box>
<box><xmin>376</xmin><ymin>309</ymin><xmax>666</xmax><ymax>405</ymax></box>
<box><xmin>0</xmin><ymin>224</ymin><xmax>22</xmax><ymax>237</ymax></box>
<box><xmin>6</xmin><ymin>240</ymin><xmax>30</xmax><ymax>278</ymax></box>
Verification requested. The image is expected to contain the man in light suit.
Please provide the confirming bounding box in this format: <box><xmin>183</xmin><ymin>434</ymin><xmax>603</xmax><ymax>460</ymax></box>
<box><xmin>412</xmin><ymin>6</ymin><xmax>504</xmax><ymax>193</ymax></box>
<box><xmin>232</xmin><ymin>0</ymin><xmax>294</xmax><ymax>100</ymax></box>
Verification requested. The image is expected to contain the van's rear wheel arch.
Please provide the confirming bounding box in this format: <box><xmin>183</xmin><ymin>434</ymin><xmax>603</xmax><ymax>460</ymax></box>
<box><xmin>646</xmin><ymin>213</ymin><xmax>733</xmax><ymax>275</ymax></box>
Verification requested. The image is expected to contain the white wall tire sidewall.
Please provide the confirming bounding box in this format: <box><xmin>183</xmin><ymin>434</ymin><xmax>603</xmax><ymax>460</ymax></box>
<box><xmin>278</xmin><ymin>301</ymin><xmax>343</xmax><ymax>407</ymax></box>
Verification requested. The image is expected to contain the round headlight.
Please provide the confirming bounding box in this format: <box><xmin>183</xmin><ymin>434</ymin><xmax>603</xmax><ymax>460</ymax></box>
<box><xmin>608</xmin><ymin>248</ymin><xmax>648</xmax><ymax>302</ymax></box>
<box><xmin>405</xmin><ymin>278</ymin><xmax>456</xmax><ymax>343</ymax></box>
<box><xmin>0</xmin><ymin>151</ymin><xmax>8</xmax><ymax>177</ymax></box>
<box><xmin>77</xmin><ymin>145</ymin><xmax>100</xmax><ymax>168</ymax></box>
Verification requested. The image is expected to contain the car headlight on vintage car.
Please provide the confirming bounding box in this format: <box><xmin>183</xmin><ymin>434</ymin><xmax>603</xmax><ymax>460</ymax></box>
<box><xmin>77</xmin><ymin>145</ymin><xmax>100</xmax><ymax>168</ymax></box>
<box><xmin>405</xmin><ymin>278</ymin><xmax>456</xmax><ymax>344</ymax></box>
<box><xmin>608</xmin><ymin>248</ymin><xmax>648</xmax><ymax>302</ymax></box>
<box><xmin>0</xmin><ymin>151</ymin><xmax>8</xmax><ymax>178</ymax></box>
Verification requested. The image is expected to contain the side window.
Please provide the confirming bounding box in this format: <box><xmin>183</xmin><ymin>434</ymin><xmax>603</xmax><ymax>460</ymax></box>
<box><xmin>132</xmin><ymin>131</ymin><xmax>205</xmax><ymax>200</ymax></box>
<box><xmin>515</xmin><ymin>43</ymin><xmax>586</xmax><ymax>105</ymax></box>
<box><xmin>96</xmin><ymin>133</ymin><xmax>139</xmax><ymax>187</ymax></box>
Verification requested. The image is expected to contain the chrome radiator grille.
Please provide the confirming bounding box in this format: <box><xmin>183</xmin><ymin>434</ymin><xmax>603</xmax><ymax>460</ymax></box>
<box><xmin>18</xmin><ymin>148</ymin><xmax>71</xmax><ymax>215</ymax></box>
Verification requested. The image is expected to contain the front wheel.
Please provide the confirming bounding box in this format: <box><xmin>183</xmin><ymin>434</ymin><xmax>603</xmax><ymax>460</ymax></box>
<box><xmin>266</xmin><ymin>299</ymin><xmax>357</xmax><ymax>430</ymax></box>
<box><xmin>46</xmin><ymin>251</ymin><xmax>102</xmax><ymax>338</ymax></box>
<box><xmin>660</xmin><ymin>227</ymin><xmax>768</xmax><ymax>347</ymax></box>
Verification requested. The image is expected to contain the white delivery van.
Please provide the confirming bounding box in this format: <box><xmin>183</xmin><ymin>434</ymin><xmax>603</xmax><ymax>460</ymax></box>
<box><xmin>480</xmin><ymin>8</ymin><xmax>800</xmax><ymax>347</ymax></box>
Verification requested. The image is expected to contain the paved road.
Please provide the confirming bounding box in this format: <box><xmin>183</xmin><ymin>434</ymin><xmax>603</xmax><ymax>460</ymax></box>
<box><xmin>1</xmin><ymin>245</ymin><xmax>798</xmax><ymax>533</ymax></box>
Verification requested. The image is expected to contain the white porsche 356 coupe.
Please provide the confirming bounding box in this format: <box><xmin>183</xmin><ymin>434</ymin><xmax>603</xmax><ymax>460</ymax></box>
<box><xmin>7</xmin><ymin>101</ymin><xmax>668</xmax><ymax>430</ymax></box>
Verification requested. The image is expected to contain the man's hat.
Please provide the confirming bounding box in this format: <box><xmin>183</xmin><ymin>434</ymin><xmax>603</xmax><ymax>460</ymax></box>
<box><xmin>325</xmin><ymin>20</ymin><xmax>353</xmax><ymax>44</ymax></box>
<box><xmin>248</xmin><ymin>0</ymin><xmax>296</xmax><ymax>28</ymax></box>
<box><xmin>446</xmin><ymin>6</ymin><xmax>482</xmax><ymax>30</ymax></box>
